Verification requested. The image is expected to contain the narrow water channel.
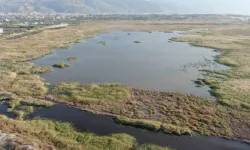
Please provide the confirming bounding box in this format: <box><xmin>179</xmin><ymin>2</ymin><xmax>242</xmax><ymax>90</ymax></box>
<box><xmin>27</xmin><ymin>103</ymin><xmax>250</xmax><ymax>150</ymax></box>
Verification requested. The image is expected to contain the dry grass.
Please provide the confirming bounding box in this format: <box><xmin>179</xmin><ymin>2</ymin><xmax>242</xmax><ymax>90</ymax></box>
<box><xmin>50</xmin><ymin>87</ymin><xmax>250</xmax><ymax>140</ymax></box>
<box><xmin>173</xmin><ymin>25</ymin><xmax>250</xmax><ymax>110</ymax></box>
<box><xmin>0</xmin><ymin>20</ymin><xmax>249</xmax><ymax>148</ymax></box>
<box><xmin>52</xmin><ymin>82</ymin><xmax>131</xmax><ymax>104</ymax></box>
<box><xmin>114</xmin><ymin>117</ymin><xmax>193</xmax><ymax>136</ymax></box>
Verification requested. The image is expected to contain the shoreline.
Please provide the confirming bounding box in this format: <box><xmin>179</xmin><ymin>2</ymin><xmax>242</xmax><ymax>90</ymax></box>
<box><xmin>0</xmin><ymin>20</ymin><xmax>250</xmax><ymax>149</ymax></box>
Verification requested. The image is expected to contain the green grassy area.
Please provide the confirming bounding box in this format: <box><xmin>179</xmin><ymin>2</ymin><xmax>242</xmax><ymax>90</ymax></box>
<box><xmin>114</xmin><ymin>117</ymin><xmax>162</xmax><ymax>132</ymax></box>
<box><xmin>134</xmin><ymin>41</ymin><xmax>141</xmax><ymax>43</ymax></box>
<box><xmin>13</xmin><ymin>106</ymin><xmax>34</xmax><ymax>120</ymax></box>
<box><xmin>52</xmin><ymin>82</ymin><xmax>131</xmax><ymax>104</ymax></box>
<box><xmin>114</xmin><ymin>117</ymin><xmax>193</xmax><ymax>136</ymax></box>
<box><xmin>0</xmin><ymin>20</ymin><xmax>250</xmax><ymax>148</ymax></box>
<box><xmin>135</xmin><ymin>144</ymin><xmax>170</xmax><ymax>150</ymax></box>
<box><xmin>53</xmin><ymin>63</ymin><xmax>70</xmax><ymax>68</ymax></box>
<box><xmin>51</xmin><ymin>87</ymin><xmax>249</xmax><ymax>139</ymax></box>
<box><xmin>0</xmin><ymin>115</ymin><xmax>170</xmax><ymax>150</ymax></box>
<box><xmin>98</xmin><ymin>41</ymin><xmax>107</xmax><ymax>45</ymax></box>
<box><xmin>172</xmin><ymin>26</ymin><xmax>250</xmax><ymax>110</ymax></box>
<box><xmin>67</xmin><ymin>57</ymin><xmax>77</xmax><ymax>61</ymax></box>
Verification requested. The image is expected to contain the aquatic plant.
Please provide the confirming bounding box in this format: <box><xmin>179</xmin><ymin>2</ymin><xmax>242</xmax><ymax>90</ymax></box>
<box><xmin>180</xmin><ymin>57</ymin><xmax>219</xmax><ymax>72</ymax></box>
<box><xmin>53</xmin><ymin>63</ymin><xmax>70</xmax><ymax>68</ymax></box>
<box><xmin>98</xmin><ymin>41</ymin><xmax>107</xmax><ymax>45</ymax></box>
<box><xmin>52</xmin><ymin>82</ymin><xmax>131</xmax><ymax>104</ymax></box>
<box><xmin>67</xmin><ymin>57</ymin><xmax>77</xmax><ymax>61</ymax></box>
<box><xmin>0</xmin><ymin>115</ymin><xmax>170</xmax><ymax>150</ymax></box>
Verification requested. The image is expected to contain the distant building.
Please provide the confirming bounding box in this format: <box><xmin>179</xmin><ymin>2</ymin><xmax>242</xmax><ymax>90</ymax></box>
<box><xmin>0</xmin><ymin>28</ymin><xmax>3</xmax><ymax>35</ymax></box>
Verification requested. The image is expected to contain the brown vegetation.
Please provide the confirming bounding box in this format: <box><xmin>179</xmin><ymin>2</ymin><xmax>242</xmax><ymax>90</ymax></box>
<box><xmin>0</xmin><ymin>20</ymin><xmax>249</xmax><ymax>148</ymax></box>
<box><xmin>49</xmin><ymin>85</ymin><xmax>250</xmax><ymax>141</ymax></box>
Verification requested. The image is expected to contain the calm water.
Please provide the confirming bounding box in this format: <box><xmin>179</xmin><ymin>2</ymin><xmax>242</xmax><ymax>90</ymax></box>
<box><xmin>33</xmin><ymin>31</ymin><xmax>226</xmax><ymax>98</ymax></box>
<box><xmin>27</xmin><ymin>103</ymin><xmax>250</xmax><ymax>150</ymax></box>
<box><xmin>0</xmin><ymin>102</ymin><xmax>15</xmax><ymax>118</ymax></box>
<box><xmin>26</xmin><ymin>31</ymin><xmax>249</xmax><ymax>150</ymax></box>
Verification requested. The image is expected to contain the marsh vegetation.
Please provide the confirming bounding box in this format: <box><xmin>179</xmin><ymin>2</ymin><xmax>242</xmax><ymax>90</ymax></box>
<box><xmin>0</xmin><ymin>20</ymin><xmax>250</xmax><ymax>149</ymax></box>
<box><xmin>67</xmin><ymin>57</ymin><xmax>77</xmax><ymax>61</ymax></box>
<box><xmin>53</xmin><ymin>63</ymin><xmax>70</xmax><ymax>68</ymax></box>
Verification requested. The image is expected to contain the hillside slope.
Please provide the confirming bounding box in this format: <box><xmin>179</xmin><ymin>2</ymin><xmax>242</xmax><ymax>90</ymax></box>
<box><xmin>0</xmin><ymin>0</ymin><xmax>162</xmax><ymax>13</ymax></box>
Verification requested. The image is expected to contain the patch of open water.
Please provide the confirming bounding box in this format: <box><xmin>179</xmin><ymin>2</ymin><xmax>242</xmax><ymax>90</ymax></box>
<box><xmin>33</xmin><ymin>31</ymin><xmax>227</xmax><ymax>99</ymax></box>
<box><xmin>27</xmin><ymin>103</ymin><xmax>250</xmax><ymax>150</ymax></box>
<box><xmin>22</xmin><ymin>30</ymin><xmax>249</xmax><ymax>150</ymax></box>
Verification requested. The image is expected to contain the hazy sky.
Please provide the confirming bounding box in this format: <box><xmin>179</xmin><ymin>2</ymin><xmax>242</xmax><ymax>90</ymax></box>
<box><xmin>149</xmin><ymin>0</ymin><xmax>250</xmax><ymax>15</ymax></box>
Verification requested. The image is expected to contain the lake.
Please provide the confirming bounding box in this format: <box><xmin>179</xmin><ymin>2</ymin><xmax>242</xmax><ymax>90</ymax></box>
<box><xmin>33</xmin><ymin>31</ymin><xmax>226</xmax><ymax>98</ymax></box>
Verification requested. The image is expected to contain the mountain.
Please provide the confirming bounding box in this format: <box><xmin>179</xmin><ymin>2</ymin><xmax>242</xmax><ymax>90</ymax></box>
<box><xmin>148</xmin><ymin>0</ymin><xmax>250</xmax><ymax>15</ymax></box>
<box><xmin>0</xmin><ymin>0</ymin><xmax>162</xmax><ymax>13</ymax></box>
<box><xmin>0</xmin><ymin>0</ymin><xmax>249</xmax><ymax>14</ymax></box>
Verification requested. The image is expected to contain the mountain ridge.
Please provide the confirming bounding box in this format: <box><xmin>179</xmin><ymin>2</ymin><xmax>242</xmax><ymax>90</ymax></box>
<box><xmin>0</xmin><ymin>0</ymin><xmax>163</xmax><ymax>13</ymax></box>
<box><xmin>0</xmin><ymin>0</ymin><xmax>249</xmax><ymax>15</ymax></box>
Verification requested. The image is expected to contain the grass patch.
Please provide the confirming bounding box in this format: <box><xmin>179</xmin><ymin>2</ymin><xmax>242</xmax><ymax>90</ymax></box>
<box><xmin>114</xmin><ymin>117</ymin><xmax>162</xmax><ymax>132</ymax></box>
<box><xmin>67</xmin><ymin>57</ymin><xmax>77</xmax><ymax>61</ymax></box>
<box><xmin>194</xmin><ymin>79</ymin><xmax>206</xmax><ymax>87</ymax></box>
<box><xmin>114</xmin><ymin>117</ymin><xmax>193</xmax><ymax>136</ymax></box>
<box><xmin>13</xmin><ymin>106</ymin><xmax>34</xmax><ymax>120</ymax></box>
<box><xmin>31</xmin><ymin>65</ymin><xmax>52</xmax><ymax>74</ymax></box>
<box><xmin>0</xmin><ymin>115</ymin><xmax>170</xmax><ymax>150</ymax></box>
<box><xmin>135</xmin><ymin>144</ymin><xmax>170</xmax><ymax>150</ymax></box>
<box><xmin>98</xmin><ymin>41</ymin><xmax>107</xmax><ymax>45</ymax></box>
<box><xmin>172</xmin><ymin>26</ymin><xmax>250</xmax><ymax>110</ymax></box>
<box><xmin>52</xmin><ymin>82</ymin><xmax>131</xmax><ymax>104</ymax></box>
<box><xmin>10</xmin><ymin>75</ymin><xmax>48</xmax><ymax>97</ymax></box>
<box><xmin>0</xmin><ymin>94</ymin><xmax>13</xmax><ymax>101</ymax></box>
<box><xmin>53</xmin><ymin>63</ymin><xmax>70</xmax><ymax>68</ymax></box>
<box><xmin>21</xmin><ymin>99</ymin><xmax>53</xmax><ymax>108</ymax></box>
<box><xmin>162</xmin><ymin>124</ymin><xmax>193</xmax><ymax>136</ymax></box>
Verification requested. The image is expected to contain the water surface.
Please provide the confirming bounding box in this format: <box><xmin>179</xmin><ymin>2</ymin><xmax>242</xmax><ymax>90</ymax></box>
<box><xmin>28</xmin><ymin>103</ymin><xmax>250</xmax><ymax>150</ymax></box>
<box><xmin>33</xmin><ymin>31</ymin><xmax>226</xmax><ymax>98</ymax></box>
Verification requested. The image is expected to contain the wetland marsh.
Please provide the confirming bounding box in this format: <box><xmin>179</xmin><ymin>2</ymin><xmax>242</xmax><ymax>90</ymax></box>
<box><xmin>33</xmin><ymin>31</ymin><xmax>226</xmax><ymax>98</ymax></box>
<box><xmin>0</xmin><ymin>20</ymin><xmax>250</xmax><ymax>150</ymax></box>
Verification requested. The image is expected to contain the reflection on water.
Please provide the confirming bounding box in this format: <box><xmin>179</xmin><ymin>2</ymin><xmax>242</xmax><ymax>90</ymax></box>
<box><xmin>33</xmin><ymin>31</ymin><xmax>227</xmax><ymax>98</ymax></box>
<box><xmin>28</xmin><ymin>103</ymin><xmax>250</xmax><ymax>150</ymax></box>
<box><xmin>0</xmin><ymin>102</ymin><xmax>15</xmax><ymax>118</ymax></box>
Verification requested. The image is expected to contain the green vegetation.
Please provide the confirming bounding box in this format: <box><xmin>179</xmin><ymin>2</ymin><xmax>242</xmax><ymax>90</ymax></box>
<box><xmin>0</xmin><ymin>20</ymin><xmax>250</xmax><ymax>147</ymax></box>
<box><xmin>98</xmin><ymin>41</ymin><xmax>107</xmax><ymax>45</ymax></box>
<box><xmin>51</xmin><ymin>87</ymin><xmax>250</xmax><ymax>140</ymax></box>
<box><xmin>53</xmin><ymin>63</ymin><xmax>70</xmax><ymax>68</ymax></box>
<box><xmin>135</xmin><ymin>144</ymin><xmax>170</xmax><ymax>150</ymax></box>
<box><xmin>5</xmin><ymin>97</ymin><xmax>53</xmax><ymax>118</ymax></box>
<box><xmin>13</xmin><ymin>106</ymin><xmax>34</xmax><ymax>120</ymax></box>
<box><xmin>67</xmin><ymin>57</ymin><xmax>77</xmax><ymax>61</ymax></box>
<box><xmin>194</xmin><ymin>78</ymin><xmax>208</xmax><ymax>87</ymax></box>
<box><xmin>114</xmin><ymin>117</ymin><xmax>193</xmax><ymax>136</ymax></box>
<box><xmin>52</xmin><ymin>82</ymin><xmax>131</xmax><ymax>104</ymax></box>
<box><xmin>0</xmin><ymin>115</ymin><xmax>170</xmax><ymax>150</ymax></box>
<box><xmin>114</xmin><ymin>117</ymin><xmax>162</xmax><ymax>132</ymax></box>
<box><xmin>162</xmin><ymin>124</ymin><xmax>193</xmax><ymax>136</ymax></box>
<box><xmin>173</xmin><ymin>26</ymin><xmax>250</xmax><ymax>110</ymax></box>
<box><xmin>31</xmin><ymin>65</ymin><xmax>52</xmax><ymax>74</ymax></box>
